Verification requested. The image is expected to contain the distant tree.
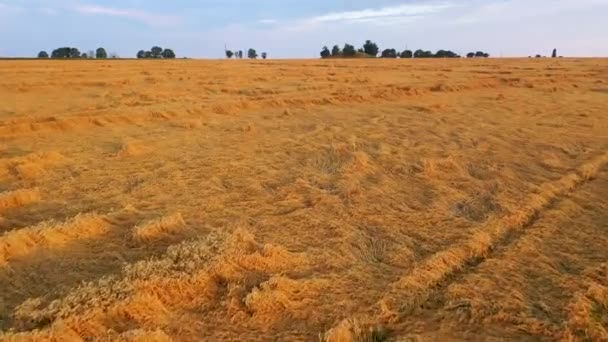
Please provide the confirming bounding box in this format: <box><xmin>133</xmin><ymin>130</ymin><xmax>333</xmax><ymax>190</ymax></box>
<box><xmin>552</xmin><ymin>48</ymin><xmax>557</xmax><ymax>58</ymax></box>
<box><xmin>357</xmin><ymin>48</ymin><xmax>365</xmax><ymax>53</ymax></box>
<box><xmin>466</xmin><ymin>52</ymin><xmax>475</xmax><ymax>58</ymax></box>
<box><xmin>162</xmin><ymin>48</ymin><xmax>176</xmax><ymax>58</ymax></box>
<box><xmin>96</xmin><ymin>47</ymin><xmax>107</xmax><ymax>59</ymax></box>
<box><xmin>137</xmin><ymin>50</ymin><xmax>146</xmax><ymax>59</ymax></box>
<box><xmin>331</xmin><ymin>45</ymin><xmax>342</xmax><ymax>56</ymax></box>
<box><xmin>320</xmin><ymin>46</ymin><xmax>330</xmax><ymax>58</ymax></box>
<box><xmin>225</xmin><ymin>50</ymin><xmax>234</xmax><ymax>59</ymax></box>
<box><xmin>381</xmin><ymin>48</ymin><xmax>398</xmax><ymax>58</ymax></box>
<box><xmin>363</xmin><ymin>40</ymin><xmax>379</xmax><ymax>57</ymax></box>
<box><xmin>38</xmin><ymin>51</ymin><xmax>49</xmax><ymax>58</ymax></box>
<box><xmin>342</xmin><ymin>43</ymin><xmax>356</xmax><ymax>56</ymax></box>
<box><xmin>238</xmin><ymin>50</ymin><xmax>244</xmax><ymax>59</ymax></box>
<box><xmin>69</xmin><ymin>48</ymin><xmax>81</xmax><ymax>58</ymax></box>
<box><xmin>400</xmin><ymin>50</ymin><xmax>413</xmax><ymax>58</ymax></box>
<box><xmin>261</xmin><ymin>52</ymin><xmax>267</xmax><ymax>59</ymax></box>
<box><xmin>144</xmin><ymin>51</ymin><xmax>153</xmax><ymax>58</ymax></box>
<box><xmin>414</xmin><ymin>49</ymin><xmax>433</xmax><ymax>58</ymax></box>
<box><xmin>535</xmin><ymin>54</ymin><xmax>542</xmax><ymax>58</ymax></box>
<box><xmin>51</xmin><ymin>47</ymin><xmax>68</xmax><ymax>58</ymax></box>
<box><xmin>82</xmin><ymin>53</ymin><xmax>88</xmax><ymax>58</ymax></box>
<box><xmin>248</xmin><ymin>48</ymin><xmax>258</xmax><ymax>59</ymax></box>
<box><xmin>483</xmin><ymin>52</ymin><xmax>490</xmax><ymax>58</ymax></box>
<box><xmin>475</xmin><ymin>51</ymin><xmax>485</xmax><ymax>57</ymax></box>
<box><xmin>151</xmin><ymin>46</ymin><xmax>163</xmax><ymax>58</ymax></box>
<box><xmin>434</xmin><ymin>50</ymin><xmax>459</xmax><ymax>58</ymax></box>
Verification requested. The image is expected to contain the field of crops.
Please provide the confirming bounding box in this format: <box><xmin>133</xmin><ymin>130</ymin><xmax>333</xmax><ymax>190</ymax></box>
<box><xmin>0</xmin><ymin>58</ymin><xmax>607</xmax><ymax>340</ymax></box>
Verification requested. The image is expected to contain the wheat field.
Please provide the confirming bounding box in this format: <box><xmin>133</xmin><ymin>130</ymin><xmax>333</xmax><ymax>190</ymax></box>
<box><xmin>0</xmin><ymin>58</ymin><xmax>607</xmax><ymax>341</ymax></box>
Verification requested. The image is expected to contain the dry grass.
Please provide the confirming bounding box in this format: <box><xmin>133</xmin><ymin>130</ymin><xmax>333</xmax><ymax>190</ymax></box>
<box><xmin>132</xmin><ymin>212</ymin><xmax>187</xmax><ymax>242</ymax></box>
<box><xmin>0</xmin><ymin>58</ymin><xmax>606</xmax><ymax>340</ymax></box>
<box><xmin>0</xmin><ymin>189</ymin><xmax>41</xmax><ymax>212</ymax></box>
<box><xmin>0</xmin><ymin>214</ymin><xmax>109</xmax><ymax>266</ymax></box>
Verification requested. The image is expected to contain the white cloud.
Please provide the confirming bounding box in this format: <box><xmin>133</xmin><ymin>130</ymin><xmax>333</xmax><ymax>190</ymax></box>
<box><xmin>306</xmin><ymin>2</ymin><xmax>455</xmax><ymax>24</ymax></box>
<box><xmin>258</xmin><ymin>19</ymin><xmax>277</xmax><ymax>24</ymax></box>
<box><xmin>73</xmin><ymin>4</ymin><xmax>180</xmax><ymax>27</ymax></box>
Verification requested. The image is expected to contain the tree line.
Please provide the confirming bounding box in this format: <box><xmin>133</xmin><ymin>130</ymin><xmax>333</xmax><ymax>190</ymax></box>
<box><xmin>225</xmin><ymin>48</ymin><xmax>268</xmax><ymax>59</ymax></box>
<box><xmin>37</xmin><ymin>46</ymin><xmax>176</xmax><ymax>59</ymax></box>
<box><xmin>38</xmin><ymin>47</ymin><xmax>116</xmax><ymax>59</ymax></box>
<box><xmin>137</xmin><ymin>46</ymin><xmax>176</xmax><ymax>59</ymax></box>
<box><xmin>320</xmin><ymin>40</ymin><xmax>490</xmax><ymax>59</ymax></box>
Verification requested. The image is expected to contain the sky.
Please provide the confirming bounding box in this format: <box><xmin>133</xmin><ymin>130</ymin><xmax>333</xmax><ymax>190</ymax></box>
<box><xmin>1</xmin><ymin>0</ymin><xmax>607</xmax><ymax>58</ymax></box>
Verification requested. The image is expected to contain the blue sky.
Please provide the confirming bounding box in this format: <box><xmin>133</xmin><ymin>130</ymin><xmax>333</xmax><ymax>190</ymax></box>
<box><xmin>1</xmin><ymin>0</ymin><xmax>607</xmax><ymax>58</ymax></box>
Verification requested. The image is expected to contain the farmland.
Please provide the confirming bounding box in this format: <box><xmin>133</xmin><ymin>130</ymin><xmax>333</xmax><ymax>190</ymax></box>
<box><xmin>0</xmin><ymin>58</ymin><xmax>607</xmax><ymax>340</ymax></box>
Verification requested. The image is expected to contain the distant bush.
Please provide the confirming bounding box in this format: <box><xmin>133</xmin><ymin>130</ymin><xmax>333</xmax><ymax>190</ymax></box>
<box><xmin>38</xmin><ymin>51</ymin><xmax>49</xmax><ymax>58</ymax></box>
<box><xmin>467</xmin><ymin>51</ymin><xmax>490</xmax><ymax>58</ymax></box>
<box><xmin>248</xmin><ymin>48</ymin><xmax>258</xmax><ymax>59</ymax></box>
<box><xmin>261</xmin><ymin>52</ymin><xmax>268</xmax><ymax>59</ymax></box>
<box><xmin>225</xmin><ymin>50</ymin><xmax>234</xmax><ymax>59</ymax></box>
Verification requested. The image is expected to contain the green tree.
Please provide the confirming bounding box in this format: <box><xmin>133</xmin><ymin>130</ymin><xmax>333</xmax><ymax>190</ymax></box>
<box><xmin>238</xmin><ymin>50</ymin><xmax>244</xmax><ymax>59</ymax></box>
<box><xmin>381</xmin><ymin>48</ymin><xmax>398</xmax><ymax>58</ymax></box>
<box><xmin>69</xmin><ymin>48</ymin><xmax>81</xmax><ymax>58</ymax></box>
<box><xmin>38</xmin><ymin>51</ymin><xmax>49</xmax><ymax>58</ymax></box>
<box><xmin>162</xmin><ymin>48</ymin><xmax>176</xmax><ymax>58</ymax></box>
<box><xmin>151</xmin><ymin>46</ymin><xmax>163</xmax><ymax>58</ymax></box>
<box><xmin>144</xmin><ymin>51</ymin><xmax>153</xmax><ymax>58</ymax></box>
<box><xmin>261</xmin><ymin>52</ymin><xmax>267</xmax><ymax>59</ymax></box>
<box><xmin>414</xmin><ymin>49</ymin><xmax>433</xmax><ymax>58</ymax></box>
<box><xmin>96</xmin><ymin>47</ymin><xmax>107</xmax><ymax>59</ymax></box>
<box><xmin>552</xmin><ymin>49</ymin><xmax>557</xmax><ymax>58</ymax></box>
<box><xmin>342</xmin><ymin>43</ymin><xmax>356</xmax><ymax>56</ymax></box>
<box><xmin>434</xmin><ymin>50</ymin><xmax>459</xmax><ymax>58</ymax></box>
<box><xmin>320</xmin><ymin>46</ymin><xmax>330</xmax><ymax>58</ymax></box>
<box><xmin>248</xmin><ymin>48</ymin><xmax>258</xmax><ymax>59</ymax></box>
<box><xmin>466</xmin><ymin>52</ymin><xmax>475</xmax><ymax>58</ymax></box>
<box><xmin>331</xmin><ymin>45</ymin><xmax>341</xmax><ymax>56</ymax></box>
<box><xmin>226</xmin><ymin>50</ymin><xmax>234</xmax><ymax>59</ymax></box>
<box><xmin>51</xmin><ymin>47</ymin><xmax>68</xmax><ymax>58</ymax></box>
<box><xmin>137</xmin><ymin>50</ymin><xmax>145</xmax><ymax>59</ymax></box>
<box><xmin>400</xmin><ymin>50</ymin><xmax>413</xmax><ymax>58</ymax></box>
<box><xmin>363</xmin><ymin>40</ymin><xmax>379</xmax><ymax>57</ymax></box>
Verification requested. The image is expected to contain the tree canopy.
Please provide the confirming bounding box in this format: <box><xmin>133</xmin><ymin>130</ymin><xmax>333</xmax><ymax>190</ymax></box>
<box><xmin>137</xmin><ymin>46</ymin><xmax>177</xmax><ymax>59</ymax></box>
<box><xmin>96</xmin><ymin>47</ymin><xmax>107</xmax><ymax>59</ymax></box>
<box><xmin>38</xmin><ymin>51</ymin><xmax>49</xmax><ymax>58</ymax></box>
<box><xmin>331</xmin><ymin>45</ymin><xmax>341</xmax><ymax>56</ymax></box>
<box><xmin>320</xmin><ymin>46</ymin><xmax>330</xmax><ymax>58</ymax></box>
<box><xmin>342</xmin><ymin>44</ymin><xmax>356</xmax><ymax>56</ymax></box>
<box><xmin>162</xmin><ymin>48</ymin><xmax>176</xmax><ymax>58</ymax></box>
<box><xmin>363</xmin><ymin>40</ymin><xmax>379</xmax><ymax>57</ymax></box>
<box><xmin>225</xmin><ymin>50</ymin><xmax>234</xmax><ymax>59</ymax></box>
<box><xmin>248</xmin><ymin>48</ymin><xmax>258</xmax><ymax>59</ymax></box>
<box><xmin>400</xmin><ymin>50</ymin><xmax>413</xmax><ymax>59</ymax></box>
<box><xmin>381</xmin><ymin>48</ymin><xmax>398</xmax><ymax>58</ymax></box>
